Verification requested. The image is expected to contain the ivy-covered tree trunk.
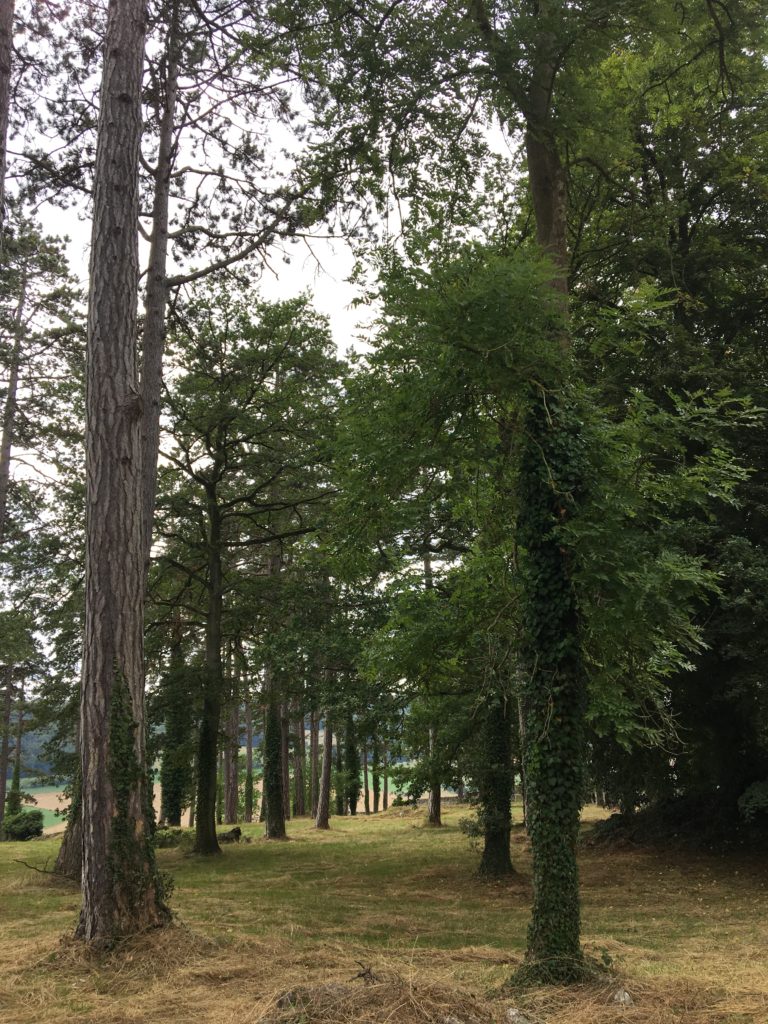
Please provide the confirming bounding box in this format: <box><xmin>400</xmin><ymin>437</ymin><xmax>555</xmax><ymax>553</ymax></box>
<box><xmin>382</xmin><ymin>747</ymin><xmax>389</xmax><ymax>810</ymax></box>
<box><xmin>159</xmin><ymin>623</ymin><xmax>192</xmax><ymax>827</ymax></box>
<box><xmin>77</xmin><ymin>0</ymin><xmax>168</xmax><ymax>943</ymax></box>
<box><xmin>194</xmin><ymin>490</ymin><xmax>224</xmax><ymax>855</ymax></box>
<box><xmin>478</xmin><ymin>694</ymin><xmax>515</xmax><ymax>877</ymax></box>
<box><xmin>315</xmin><ymin>717</ymin><xmax>332</xmax><ymax>830</ymax></box>
<box><xmin>517</xmin><ymin>388</ymin><xmax>586</xmax><ymax>980</ymax></box>
<box><xmin>0</xmin><ymin>0</ymin><xmax>13</xmax><ymax>233</ymax></box>
<box><xmin>263</xmin><ymin>694</ymin><xmax>286</xmax><ymax>839</ymax></box>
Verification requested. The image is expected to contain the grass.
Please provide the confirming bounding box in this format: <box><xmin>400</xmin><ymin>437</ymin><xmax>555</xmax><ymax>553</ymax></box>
<box><xmin>0</xmin><ymin>804</ymin><xmax>767</xmax><ymax>1023</ymax></box>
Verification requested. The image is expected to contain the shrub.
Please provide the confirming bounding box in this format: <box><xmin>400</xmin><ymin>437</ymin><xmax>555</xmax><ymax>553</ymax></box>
<box><xmin>4</xmin><ymin>809</ymin><xmax>44</xmax><ymax>841</ymax></box>
<box><xmin>738</xmin><ymin>781</ymin><xmax>768</xmax><ymax>823</ymax></box>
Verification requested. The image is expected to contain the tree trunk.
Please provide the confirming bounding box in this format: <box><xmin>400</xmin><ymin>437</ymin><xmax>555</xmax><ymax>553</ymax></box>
<box><xmin>315</xmin><ymin>717</ymin><xmax>332</xmax><ymax>830</ymax></box>
<box><xmin>244</xmin><ymin>699</ymin><xmax>254</xmax><ymax>823</ymax></box>
<box><xmin>159</xmin><ymin>615</ymin><xmax>190</xmax><ymax>827</ymax></box>
<box><xmin>362</xmin><ymin>741</ymin><xmax>370</xmax><ymax>815</ymax></box>
<box><xmin>77</xmin><ymin>0</ymin><xmax>168</xmax><ymax>943</ymax></box>
<box><xmin>0</xmin><ymin>0</ymin><xmax>14</xmax><ymax>235</ymax></box>
<box><xmin>280</xmin><ymin>706</ymin><xmax>291</xmax><ymax>820</ymax></box>
<box><xmin>5</xmin><ymin>679</ymin><xmax>23</xmax><ymax>815</ymax></box>
<box><xmin>194</xmin><ymin>491</ymin><xmax>224</xmax><ymax>854</ymax></box>
<box><xmin>426</xmin><ymin>724</ymin><xmax>441</xmax><ymax>827</ymax></box>
<box><xmin>216</xmin><ymin>747</ymin><xmax>224</xmax><ymax>825</ymax></box>
<box><xmin>516</xmin><ymin>695</ymin><xmax>528</xmax><ymax>828</ymax></box>
<box><xmin>478</xmin><ymin>695</ymin><xmax>515</xmax><ymax>877</ymax></box>
<box><xmin>309</xmin><ymin>711</ymin><xmax>319</xmax><ymax>818</ymax></box>
<box><xmin>293</xmin><ymin>711</ymin><xmax>305</xmax><ymax>815</ymax></box>
<box><xmin>0</xmin><ymin>271</ymin><xmax>26</xmax><ymax>542</ymax></box>
<box><xmin>0</xmin><ymin>666</ymin><xmax>13</xmax><ymax>837</ymax></box>
<box><xmin>382</xmin><ymin>747</ymin><xmax>388</xmax><ymax>811</ymax></box>
<box><xmin>334</xmin><ymin>733</ymin><xmax>344</xmax><ymax>816</ymax></box>
<box><xmin>263</xmin><ymin>694</ymin><xmax>286</xmax><ymax>838</ymax></box>
<box><xmin>140</xmin><ymin>5</ymin><xmax>180</xmax><ymax>576</ymax></box>
<box><xmin>224</xmin><ymin>699</ymin><xmax>239</xmax><ymax>825</ymax></box>
<box><xmin>371</xmin><ymin>736</ymin><xmax>380</xmax><ymax>813</ymax></box>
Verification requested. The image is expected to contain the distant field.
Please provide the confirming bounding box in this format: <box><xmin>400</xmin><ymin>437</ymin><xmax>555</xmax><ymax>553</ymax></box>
<box><xmin>1</xmin><ymin>803</ymin><xmax>766</xmax><ymax>1024</ymax></box>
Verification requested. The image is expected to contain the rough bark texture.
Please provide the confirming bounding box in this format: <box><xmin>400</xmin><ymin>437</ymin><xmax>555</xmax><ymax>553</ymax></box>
<box><xmin>362</xmin><ymin>742</ymin><xmax>370</xmax><ymax>815</ymax></box>
<box><xmin>140</xmin><ymin>5</ymin><xmax>179</xmax><ymax>575</ymax></box>
<box><xmin>0</xmin><ymin>273</ymin><xmax>25</xmax><ymax>542</ymax></box>
<box><xmin>77</xmin><ymin>0</ymin><xmax>168</xmax><ymax>943</ymax></box>
<box><xmin>315</xmin><ymin>718</ymin><xmax>332</xmax><ymax>829</ymax></box>
<box><xmin>0</xmin><ymin>0</ymin><xmax>13</xmax><ymax>232</ymax></box>
<box><xmin>382</xmin><ymin>748</ymin><xmax>388</xmax><ymax>811</ymax></box>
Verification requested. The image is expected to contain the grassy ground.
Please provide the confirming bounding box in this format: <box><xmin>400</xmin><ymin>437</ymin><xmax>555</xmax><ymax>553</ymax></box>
<box><xmin>0</xmin><ymin>804</ymin><xmax>766</xmax><ymax>1023</ymax></box>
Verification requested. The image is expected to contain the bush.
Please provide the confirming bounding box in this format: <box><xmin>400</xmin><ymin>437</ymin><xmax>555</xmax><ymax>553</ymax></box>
<box><xmin>738</xmin><ymin>781</ymin><xmax>768</xmax><ymax>823</ymax></box>
<box><xmin>3</xmin><ymin>809</ymin><xmax>44</xmax><ymax>841</ymax></box>
<box><xmin>154</xmin><ymin>827</ymin><xmax>185</xmax><ymax>848</ymax></box>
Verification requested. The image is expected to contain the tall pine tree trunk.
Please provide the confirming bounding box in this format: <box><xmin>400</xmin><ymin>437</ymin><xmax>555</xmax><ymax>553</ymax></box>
<box><xmin>0</xmin><ymin>271</ymin><xmax>26</xmax><ymax>542</ymax></box>
<box><xmin>362</xmin><ymin>741</ymin><xmax>370</xmax><ymax>815</ymax></box>
<box><xmin>293</xmin><ymin>711</ymin><xmax>305</xmax><ymax>815</ymax></box>
<box><xmin>224</xmin><ymin>699</ymin><xmax>239</xmax><ymax>825</ymax></box>
<box><xmin>263</xmin><ymin>693</ymin><xmax>286</xmax><ymax>838</ymax></box>
<box><xmin>244</xmin><ymin>699</ymin><xmax>254</xmax><ymax>823</ymax></box>
<box><xmin>371</xmin><ymin>736</ymin><xmax>380</xmax><ymax>813</ymax></box>
<box><xmin>315</xmin><ymin>718</ymin><xmax>332</xmax><ymax>830</ymax></box>
<box><xmin>194</xmin><ymin>492</ymin><xmax>224</xmax><ymax>854</ymax></box>
<box><xmin>0</xmin><ymin>0</ymin><xmax>14</xmax><ymax>235</ymax></box>
<box><xmin>140</xmin><ymin>2</ymin><xmax>179</xmax><ymax>577</ymax></box>
<box><xmin>280</xmin><ymin>706</ymin><xmax>291</xmax><ymax>820</ymax></box>
<box><xmin>77</xmin><ymin>0</ymin><xmax>168</xmax><ymax>943</ymax></box>
<box><xmin>6</xmin><ymin>679</ymin><xmax>23</xmax><ymax>815</ymax></box>
<box><xmin>382</xmin><ymin>746</ymin><xmax>388</xmax><ymax>811</ymax></box>
<box><xmin>334</xmin><ymin>734</ymin><xmax>344</xmax><ymax>816</ymax></box>
<box><xmin>309</xmin><ymin>711</ymin><xmax>319</xmax><ymax>817</ymax></box>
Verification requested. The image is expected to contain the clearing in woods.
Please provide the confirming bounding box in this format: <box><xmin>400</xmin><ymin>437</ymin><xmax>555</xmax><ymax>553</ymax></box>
<box><xmin>0</xmin><ymin>805</ymin><xmax>766</xmax><ymax>1024</ymax></box>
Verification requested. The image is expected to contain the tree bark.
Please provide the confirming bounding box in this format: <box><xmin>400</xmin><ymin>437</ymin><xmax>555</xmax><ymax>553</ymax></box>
<box><xmin>293</xmin><ymin>710</ymin><xmax>305</xmax><ymax>815</ymax></box>
<box><xmin>140</xmin><ymin>3</ymin><xmax>180</xmax><ymax>576</ymax></box>
<box><xmin>194</xmin><ymin>490</ymin><xmax>224</xmax><ymax>854</ymax></box>
<box><xmin>0</xmin><ymin>666</ymin><xmax>13</xmax><ymax>837</ymax></box>
<box><xmin>224</xmin><ymin>699</ymin><xmax>239</xmax><ymax>825</ymax></box>
<box><xmin>309</xmin><ymin>711</ymin><xmax>319</xmax><ymax>818</ymax></box>
<box><xmin>315</xmin><ymin>717</ymin><xmax>332</xmax><ymax>829</ymax></box>
<box><xmin>362</xmin><ymin>741</ymin><xmax>370</xmax><ymax>815</ymax></box>
<box><xmin>382</xmin><ymin>746</ymin><xmax>388</xmax><ymax>810</ymax></box>
<box><xmin>5</xmin><ymin>679</ymin><xmax>23</xmax><ymax>815</ymax></box>
<box><xmin>263</xmin><ymin>694</ymin><xmax>286</xmax><ymax>838</ymax></box>
<box><xmin>77</xmin><ymin>0</ymin><xmax>168</xmax><ymax>943</ymax></box>
<box><xmin>280</xmin><ymin>705</ymin><xmax>291</xmax><ymax>820</ymax></box>
<box><xmin>426</xmin><ymin>724</ymin><xmax>442</xmax><ymax>826</ymax></box>
<box><xmin>334</xmin><ymin>733</ymin><xmax>344</xmax><ymax>816</ymax></box>
<box><xmin>244</xmin><ymin>698</ymin><xmax>254</xmax><ymax>822</ymax></box>
<box><xmin>0</xmin><ymin>0</ymin><xmax>14</xmax><ymax>234</ymax></box>
<box><xmin>0</xmin><ymin>270</ymin><xmax>26</xmax><ymax>543</ymax></box>
<box><xmin>371</xmin><ymin>736</ymin><xmax>380</xmax><ymax>813</ymax></box>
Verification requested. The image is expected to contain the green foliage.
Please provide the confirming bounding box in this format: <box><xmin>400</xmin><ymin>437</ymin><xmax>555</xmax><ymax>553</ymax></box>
<box><xmin>737</xmin><ymin>782</ymin><xmax>768</xmax><ymax>824</ymax></box>
<box><xmin>3</xmin><ymin>809</ymin><xmax>44</xmax><ymax>841</ymax></box>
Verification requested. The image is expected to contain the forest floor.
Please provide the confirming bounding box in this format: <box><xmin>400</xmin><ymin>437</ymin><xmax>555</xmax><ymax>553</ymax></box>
<box><xmin>1</xmin><ymin>804</ymin><xmax>766</xmax><ymax>1024</ymax></box>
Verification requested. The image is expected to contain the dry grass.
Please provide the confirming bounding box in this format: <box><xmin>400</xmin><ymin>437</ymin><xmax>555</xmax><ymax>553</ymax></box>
<box><xmin>1</xmin><ymin>805</ymin><xmax>767</xmax><ymax>1024</ymax></box>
